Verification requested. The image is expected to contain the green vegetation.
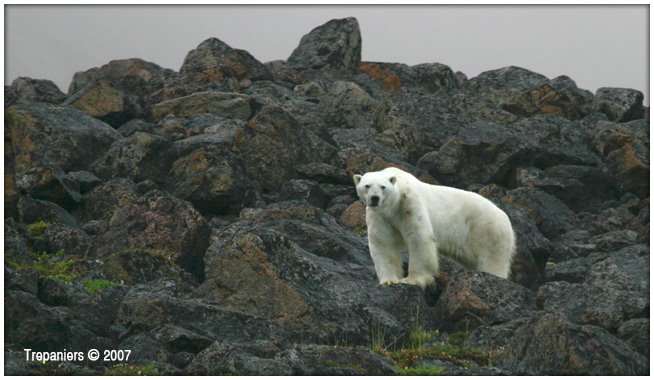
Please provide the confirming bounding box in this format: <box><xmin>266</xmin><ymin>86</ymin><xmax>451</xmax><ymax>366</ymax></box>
<box><xmin>372</xmin><ymin>321</ymin><xmax>501</xmax><ymax>376</ymax></box>
<box><xmin>105</xmin><ymin>364</ymin><xmax>158</xmax><ymax>376</ymax></box>
<box><xmin>26</xmin><ymin>220</ymin><xmax>49</xmax><ymax>237</ymax></box>
<box><xmin>407</xmin><ymin>324</ymin><xmax>440</xmax><ymax>350</ymax></box>
<box><xmin>6</xmin><ymin>250</ymin><xmax>80</xmax><ymax>282</ymax></box>
<box><xmin>83</xmin><ymin>278</ymin><xmax>116</xmax><ymax>294</ymax></box>
<box><xmin>398</xmin><ymin>365</ymin><xmax>447</xmax><ymax>376</ymax></box>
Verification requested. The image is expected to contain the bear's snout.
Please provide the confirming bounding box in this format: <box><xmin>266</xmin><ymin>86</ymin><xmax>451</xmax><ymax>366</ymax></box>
<box><xmin>369</xmin><ymin>195</ymin><xmax>380</xmax><ymax>206</ymax></box>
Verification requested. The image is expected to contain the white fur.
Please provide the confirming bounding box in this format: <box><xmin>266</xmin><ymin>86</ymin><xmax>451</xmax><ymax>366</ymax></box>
<box><xmin>353</xmin><ymin>167</ymin><xmax>515</xmax><ymax>289</ymax></box>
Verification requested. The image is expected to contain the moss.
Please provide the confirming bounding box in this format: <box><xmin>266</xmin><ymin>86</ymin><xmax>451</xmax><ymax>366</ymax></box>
<box><xmin>26</xmin><ymin>220</ymin><xmax>49</xmax><ymax>237</ymax></box>
<box><xmin>6</xmin><ymin>250</ymin><xmax>80</xmax><ymax>282</ymax></box>
<box><xmin>373</xmin><ymin>324</ymin><xmax>502</xmax><ymax>375</ymax></box>
<box><xmin>83</xmin><ymin>278</ymin><xmax>116</xmax><ymax>294</ymax></box>
<box><xmin>105</xmin><ymin>364</ymin><xmax>158</xmax><ymax>376</ymax></box>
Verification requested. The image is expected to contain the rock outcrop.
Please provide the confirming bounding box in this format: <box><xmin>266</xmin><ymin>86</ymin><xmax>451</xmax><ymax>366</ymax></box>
<box><xmin>4</xmin><ymin>17</ymin><xmax>649</xmax><ymax>376</ymax></box>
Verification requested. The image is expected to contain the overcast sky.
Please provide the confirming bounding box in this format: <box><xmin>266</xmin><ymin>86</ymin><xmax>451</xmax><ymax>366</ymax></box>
<box><xmin>4</xmin><ymin>5</ymin><xmax>649</xmax><ymax>104</ymax></box>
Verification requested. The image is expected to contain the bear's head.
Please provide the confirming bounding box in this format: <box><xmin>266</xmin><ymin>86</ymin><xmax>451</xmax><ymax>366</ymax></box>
<box><xmin>353</xmin><ymin>171</ymin><xmax>397</xmax><ymax>208</ymax></box>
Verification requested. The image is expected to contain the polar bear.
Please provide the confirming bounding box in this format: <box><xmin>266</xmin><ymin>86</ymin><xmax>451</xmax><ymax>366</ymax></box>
<box><xmin>353</xmin><ymin>167</ymin><xmax>515</xmax><ymax>289</ymax></box>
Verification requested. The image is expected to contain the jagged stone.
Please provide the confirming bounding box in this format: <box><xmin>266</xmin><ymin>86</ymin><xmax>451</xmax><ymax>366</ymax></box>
<box><xmin>288</xmin><ymin>17</ymin><xmax>361</xmax><ymax>73</ymax></box>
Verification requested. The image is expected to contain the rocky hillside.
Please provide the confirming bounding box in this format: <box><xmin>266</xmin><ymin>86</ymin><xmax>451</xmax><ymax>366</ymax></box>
<box><xmin>5</xmin><ymin>17</ymin><xmax>649</xmax><ymax>375</ymax></box>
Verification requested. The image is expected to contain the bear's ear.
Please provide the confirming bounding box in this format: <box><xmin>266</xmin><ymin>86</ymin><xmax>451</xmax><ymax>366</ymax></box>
<box><xmin>353</xmin><ymin>174</ymin><xmax>362</xmax><ymax>185</ymax></box>
<box><xmin>389</xmin><ymin>176</ymin><xmax>397</xmax><ymax>185</ymax></box>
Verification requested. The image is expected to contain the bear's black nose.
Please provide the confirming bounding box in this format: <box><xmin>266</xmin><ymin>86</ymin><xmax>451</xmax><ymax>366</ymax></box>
<box><xmin>370</xmin><ymin>195</ymin><xmax>380</xmax><ymax>206</ymax></box>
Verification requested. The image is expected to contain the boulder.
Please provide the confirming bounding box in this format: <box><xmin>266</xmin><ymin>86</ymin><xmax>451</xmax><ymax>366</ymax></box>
<box><xmin>359</xmin><ymin>62</ymin><xmax>460</xmax><ymax>94</ymax></box>
<box><xmin>503</xmin><ymin>187</ymin><xmax>576</xmax><ymax>239</ymax></box>
<box><xmin>67</xmin><ymin>59</ymin><xmax>175</xmax><ymax>126</ymax></box>
<box><xmin>179</xmin><ymin>37</ymin><xmax>272</xmax><ymax>82</ymax></box>
<box><xmin>592</xmin><ymin>87</ymin><xmax>645</xmax><ymax>122</ymax></box>
<box><xmin>537</xmin><ymin>247</ymin><xmax>649</xmax><ymax>331</ymax></box>
<box><xmin>150</xmin><ymin>91</ymin><xmax>251</xmax><ymax>122</ymax></box>
<box><xmin>166</xmin><ymin>138</ymin><xmax>262</xmax><ymax>215</ymax></box>
<box><xmin>496</xmin><ymin>313</ymin><xmax>648</xmax><ymax>375</ymax></box>
<box><xmin>87</xmin><ymin>190</ymin><xmax>211</xmax><ymax>281</ymax></box>
<box><xmin>434</xmin><ymin>271</ymin><xmax>537</xmax><ymax>332</ymax></box>
<box><xmin>90</xmin><ymin>132</ymin><xmax>172</xmax><ymax>183</ymax></box>
<box><xmin>501</xmin><ymin>75</ymin><xmax>594</xmax><ymax>120</ymax></box>
<box><xmin>6</xmin><ymin>103</ymin><xmax>121</xmax><ymax>204</ymax></box>
<box><xmin>7</xmin><ymin>77</ymin><xmax>67</xmax><ymax>105</ymax></box>
<box><xmin>76</xmin><ymin>178</ymin><xmax>138</xmax><ymax>223</ymax></box>
<box><xmin>233</xmin><ymin>105</ymin><xmax>335</xmax><ymax>190</ymax></box>
<box><xmin>593</xmin><ymin>119</ymin><xmax>649</xmax><ymax>197</ymax></box>
<box><xmin>288</xmin><ymin>17</ymin><xmax>361</xmax><ymax>73</ymax></box>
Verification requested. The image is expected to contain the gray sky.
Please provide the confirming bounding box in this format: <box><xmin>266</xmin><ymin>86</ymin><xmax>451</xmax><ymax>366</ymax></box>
<box><xmin>4</xmin><ymin>5</ymin><xmax>649</xmax><ymax>104</ymax></box>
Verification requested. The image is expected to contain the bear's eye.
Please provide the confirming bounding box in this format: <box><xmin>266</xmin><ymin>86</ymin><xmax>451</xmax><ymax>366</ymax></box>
<box><xmin>365</xmin><ymin>184</ymin><xmax>371</xmax><ymax>189</ymax></box>
<box><xmin>381</xmin><ymin>186</ymin><xmax>386</xmax><ymax>190</ymax></box>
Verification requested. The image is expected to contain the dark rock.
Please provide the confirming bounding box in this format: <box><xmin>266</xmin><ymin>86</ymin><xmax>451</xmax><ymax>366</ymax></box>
<box><xmin>150</xmin><ymin>91</ymin><xmax>251</xmax><ymax>122</ymax></box>
<box><xmin>417</xmin><ymin>115</ymin><xmax>601</xmax><ymax>188</ymax></box>
<box><xmin>67</xmin><ymin>58</ymin><xmax>175</xmax><ymax>126</ymax></box>
<box><xmin>593</xmin><ymin>119</ymin><xmax>649</xmax><ymax>197</ymax></box>
<box><xmin>37</xmin><ymin>277</ymin><xmax>88</xmax><ymax>307</ymax></box>
<box><xmin>6</xmin><ymin>290</ymin><xmax>74</xmax><ymax>351</ymax></box>
<box><xmin>617</xmin><ymin>318</ymin><xmax>649</xmax><ymax>357</ymax></box>
<box><xmin>592</xmin><ymin>87</ymin><xmax>645</xmax><ymax>122</ymax></box>
<box><xmin>359</xmin><ymin>62</ymin><xmax>459</xmax><ymax>94</ymax></box>
<box><xmin>166</xmin><ymin>136</ymin><xmax>262</xmax><ymax>215</ymax></box>
<box><xmin>179</xmin><ymin>37</ymin><xmax>273</xmax><ymax>82</ymax></box>
<box><xmin>64</xmin><ymin>171</ymin><xmax>102</xmax><ymax>194</ymax></box>
<box><xmin>43</xmin><ymin>222</ymin><xmax>91</xmax><ymax>256</ymax></box>
<box><xmin>503</xmin><ymin>187</ymin><xmax>576</xmax><ymax>239</ymax></box>
<box><xmin>196</xmin><ymin>202</ymin><xmax>437</xmax><ymax>346</ymax></box>
<box><xmin>115</xmin><ymin>281</ymin><xmax>288</xmax><ymax>346</ymax></box>
<box><xmin>6</xmin><ymin>103</ymin><xmax>121</xmax><ymax>202</ymax></box>
<box><xmin>7</xmin><ymin>77</ymin><xmax>67</xmax><ymax>105</ymax></box>
<box><xmin>7</xmin><ymin>268</ymin><xmax>40</xmax><ymax>295</ymax></box>
<box><xmin>501</xmin><ymin>75</ymin><xmax>593</xmax><ymax>120</ymax></box>
<box><xmin>288</xmin><ymin>18</ymin><xmax>361</xmax><ymax>73</ymax></box>
<box><xmin>538</xmin><ymin>248</ymin><xmax>648</xmax><ymax>331</ymax></box>
<box><xmin>434</xmin><ymin>271</ymin><xmax>537</xmax><ymax>332</ymax></box>
<box><xmin>151</xmin><ymin>324</ymin><xmax>214</xmax><ymax>354</ymax></box>
<box><xmin>98</xmin><ymin>249</ymin><xmax>196</xmax><ymax>289</ymax></box>
<box><xmin>317</xmin><ymin>80</ymin><xmax>385</xmax><ymax>130</ymax></box>
<box><xmin>295</xmin><ymin>162</ymin><xmax>350</xmax><ymax>184</ymax></box>
<box><xmin>90</xmin><ymin>132</ymin><xmax>172</xmax><ymax>183</ymax></box>
<box><xmin>117</xmin><ymin>119</ymin><xmax>156</xmax><ymax>137</ymax></box>
<box><xmin>496</xmin><ymin>312</ymin><xmax>648</xmax><ymax>375</ymax></box>
<box><xmin>4</xmin><ymin>220</ymin><xmax>31</xmax><ymax>264</ymax></box>
<box><xmin>186</xmin><ymin>340</ymin><xmax>293</xmax><ymax>376</ymax></box>
<box><xmin>294</xmin><ymin>344</ymin><xmax>398</xmax><ymax>375</ymax></box>
<box><xmin>77</xmin><ymin>178</ymin><xmax>138</xmax><ymax>223</ymax></box>
<box><xmin>587</xmin><ymin>229</ymin><xmax>642</xmax><ymax>251</ymax></box>
<box><xmin>279</xmin><ymin>179</ymin><xmax>326</xmax><ymax>208</ymax></box>
<box><xmin>18</xmin><ymin>196</ymin><xmax>80</xmax><ymax>228</ymax></box>
<box><xmin>464</xmin><ymin>66</ymin><xmax>549</xmax><ymax>106</ymax></box>
<box><xmin>233</xmin><ymin>105</ymin><xmax>335</xmax><ymax>190</ymax></box>
<box><xmin>88</xmin><ymin>190</ymin><xmax>211</xmax><ymax>281</ymax></box>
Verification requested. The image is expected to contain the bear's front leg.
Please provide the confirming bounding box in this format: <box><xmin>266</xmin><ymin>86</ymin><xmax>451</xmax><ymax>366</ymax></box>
<box><xmin>401</xmin><ymin>224</ymin><xmax>439</xmax><ymax>290</ymax></box>
<box><xmin>368</xmin><ymin>238</ymin><xmax>403</xmax><ymax>286</ymax></box>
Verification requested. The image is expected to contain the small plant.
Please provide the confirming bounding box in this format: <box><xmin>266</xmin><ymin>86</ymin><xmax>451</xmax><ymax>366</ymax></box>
<box><xmin>6</xmin><ymin>250</ymin><xmax>79</xmax><ymax>282</ymax></box>
<box><xmin>26</xmin><ymin>220</ymin><xmax>49</xmax><ymax>237</ymax></box>
<box><xmin>448</xmin><ymin>331</ymin><xmax>470</xmax><ymax>347</ymax></box>
<box><xmin>105</xmin><ymin>364</ymin><xmax>158</xmax><ymax>376</ymax></box>
<box><xmin>83</xmin><ymin>278</ymin><xmax>116</xmax><ymax>294</ymax></box>
<box><xmin>407</xmin><ymin>324</ymin><xmax>439</xmax><ymax>350</ymax></box>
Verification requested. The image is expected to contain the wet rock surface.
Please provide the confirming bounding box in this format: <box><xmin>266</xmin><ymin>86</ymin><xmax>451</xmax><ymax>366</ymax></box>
<box><xmin>4</xmin><ymin>17</ymin><xmax>649</xmax><ymax>375</ymax></box>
